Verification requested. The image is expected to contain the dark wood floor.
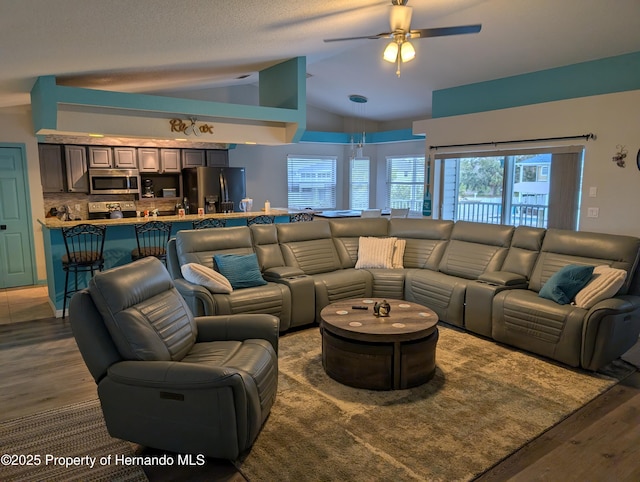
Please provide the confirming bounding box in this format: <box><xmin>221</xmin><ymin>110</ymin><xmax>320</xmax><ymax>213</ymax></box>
<box><xmin>2</xmin><ymin>317</ymin><xmax>640</xmax><ymax>481</ymax></box>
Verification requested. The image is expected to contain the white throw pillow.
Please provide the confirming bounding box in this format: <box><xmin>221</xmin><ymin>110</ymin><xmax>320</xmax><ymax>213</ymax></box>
<box><xmin>574</xmin><ymin>265</ymin><xmax>627</xmax><ymax>309</ymax></box>
<box><xmin>181</xmin><ymin>263</ymin><xmax>233</xmax><ymax>294</ymax></box>
<box><xmin>355</xmin><ymin>236</ymin><xmax>397</xmax><ymax>269</ymax></box>
<box><xmin>392</xmin><ymin>239</ymin><xmax>406</xmax><ymax>269</ymax></box>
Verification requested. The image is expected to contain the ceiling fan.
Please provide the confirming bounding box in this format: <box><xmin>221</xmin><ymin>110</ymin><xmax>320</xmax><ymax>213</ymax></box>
<box><xmin>324</xmin><ymin>0</ymin><xmax>481</xmax><ymax>77</ymax></box>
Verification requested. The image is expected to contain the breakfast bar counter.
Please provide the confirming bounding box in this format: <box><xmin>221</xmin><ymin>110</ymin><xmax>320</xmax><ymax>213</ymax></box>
<box><xmin>39</xmin><ymin>209</ymin><xmax>295</xmax><ymax>317</ymax></box>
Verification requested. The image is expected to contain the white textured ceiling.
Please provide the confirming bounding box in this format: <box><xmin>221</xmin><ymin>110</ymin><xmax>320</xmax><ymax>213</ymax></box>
<box><xmin>1</xmin><ymin>0</ymin><xmax>639</xmax><ymax>123</ymax></box>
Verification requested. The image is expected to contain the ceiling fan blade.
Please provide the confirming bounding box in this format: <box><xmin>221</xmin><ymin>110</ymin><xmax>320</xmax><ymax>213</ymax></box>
<box><xmin>324</xmin><ymin>32</ymin><xmax>391</xmax><ymax>43</ymax></box>
<box><xmin>410</xmin><ymin>24</ymin><xmax>482</xmax><ymax>38</ymax></box>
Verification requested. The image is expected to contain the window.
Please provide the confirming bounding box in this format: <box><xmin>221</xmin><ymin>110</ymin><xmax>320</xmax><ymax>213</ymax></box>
<box><xmin>350</xmin><ymin>157</ymin><xmax>370</xmax><ymax>209</ymax></box>
<box><xmin>386</xmin><ymin>156</ymin><xmax>425</xmax><ymax>212</ymax></box>
<box><xmin>287</xmin><ymin>155</ymin><xmax>337</xmax><ymax>209</ymax></box>
<box><xmin>439</xmin><ymin>148</ymin><xmax>583</xmax><ymax>229</ymax></box>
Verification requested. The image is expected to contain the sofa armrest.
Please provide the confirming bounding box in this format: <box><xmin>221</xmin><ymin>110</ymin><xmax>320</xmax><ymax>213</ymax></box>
<box><xmin>173</xmin><ymin>278</ymin><xmax>216</xmax><ymax>316</ymax></box>
<box><xmin>107</xmin><ymin>360</ymin><xmax>247</xmax><ymax>389</ymax></box>
<box><xmin>581</xmin><ymin>295</ymin><xmax>640</xmax><ymax>371</ymax></box>
<box><xmin>263</xmin><ymin>266</ymin><xmax>306</xmax><ymax>280</ymax></box>
<box><xmin>478</xmin><ymin>271</ymin><xmax>528</xmax><ymax>287</ymax></box>
<box><xmin>195</xmin><ymin>314</ymin><xmax>280</xmax><ymax>353</ymax></box>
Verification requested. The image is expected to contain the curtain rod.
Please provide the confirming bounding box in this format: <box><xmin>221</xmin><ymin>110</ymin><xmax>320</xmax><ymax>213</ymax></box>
<box><xmin>429</xmin><ymin>133</ymin><xmax>596</xmax><ymax>150</ymax></box>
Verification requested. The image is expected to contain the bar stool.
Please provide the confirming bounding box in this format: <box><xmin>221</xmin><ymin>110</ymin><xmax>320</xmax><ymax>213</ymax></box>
<box><xmin>132</xmin><ymin>220</ymin><xmax>172</xmax><ymax>264</ymax></box>
<box><xmin>61</xmin><ymin>223</ymin><xmax>106</xmax><ymax>319</ymax></box>
<box><xmin>289</xmin><ymin>212</ymin><xmax>314</xmax><ymax>222</ymax></box>
<box><xmin>247</xmin><ymin>215</ymin><xmax>275</xmax><ymax>226</ymax></box>
<box><xmin>192</xmin><ymin>218</ymin><xmax>227</xmax><ymax>230</ymax></box>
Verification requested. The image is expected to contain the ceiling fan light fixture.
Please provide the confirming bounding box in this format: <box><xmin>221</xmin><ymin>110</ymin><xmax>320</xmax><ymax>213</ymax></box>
<box><xmin>383</xmin><ymin>41</ymin><xmax>399</xmax><ymax>63</ymax></box>
<box><xmin>400</xmin><ymin>41</ymin><xmax>415</xmax><ymax>62</ymax></box>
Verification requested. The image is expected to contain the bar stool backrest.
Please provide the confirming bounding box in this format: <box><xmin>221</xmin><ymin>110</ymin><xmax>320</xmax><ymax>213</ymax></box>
<box><xmin>132</xmin><ymin>221</ymin><xmax>172</xmax><ymax>262</ymax></box>
<box><xmin>62</xmin><ymin>223</ymin><xmax>106</xmax><ymax>266</ymax></box>
<box><xmin>247</xmin><ymin>215</ymin><xmax>275</xmax><ymax>226</ymax></box>
<box><xmin>192</xmin><ymin>218</ymin><xmax>227</xmax><ymax>230</ymax></box>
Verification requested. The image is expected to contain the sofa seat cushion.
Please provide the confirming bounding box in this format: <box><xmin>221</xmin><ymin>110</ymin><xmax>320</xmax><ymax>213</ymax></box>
<box><xmin>368</xmin><ymin>268</ymin><xmax>406</xmax><ymax>299</ymax></box>
<box><xmin>211</xmin><ymin>283</ymin><xmax>292</xmax><ymax>329</ymax></box>
<box><xmin>182</xmin><ymin>338</ymin><xmax>278</xmax><ymax>431</ymax></box>
<box><xmin>492</xmin><ymin>289</ymin><xmax>587</xmax><ymax>367</ymax></box>
<box><xmin>404</xmin><ymin>269</ymin><xmax>469</xmax><ymax>327</ymax></box>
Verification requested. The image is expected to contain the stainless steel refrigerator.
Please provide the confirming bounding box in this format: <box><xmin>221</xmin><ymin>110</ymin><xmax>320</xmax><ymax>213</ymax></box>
<box><xmin>182</xmin><ymin>167</ymin><xmax>246</xmax><ymax>213</ymax></box>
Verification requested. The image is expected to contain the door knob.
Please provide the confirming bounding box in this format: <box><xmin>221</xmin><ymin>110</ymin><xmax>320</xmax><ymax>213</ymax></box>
<box><xmin>0</xmin><ymin>225</ymin><xmax>6</xmax><ymax>230</ymax></box>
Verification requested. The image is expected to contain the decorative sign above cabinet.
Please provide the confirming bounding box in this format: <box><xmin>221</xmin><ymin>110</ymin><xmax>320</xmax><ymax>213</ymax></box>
<box><xmin>170</xmin><ymin>118</ymin><xmax>214</xmax><ymax>136</ymax></box>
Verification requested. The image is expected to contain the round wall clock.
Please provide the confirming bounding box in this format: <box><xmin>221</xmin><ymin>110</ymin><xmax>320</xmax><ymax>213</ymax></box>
<box><xmin>637</xmin><ymin>148</ymin><xmax>640</xmax><ymax>171</ymax></box>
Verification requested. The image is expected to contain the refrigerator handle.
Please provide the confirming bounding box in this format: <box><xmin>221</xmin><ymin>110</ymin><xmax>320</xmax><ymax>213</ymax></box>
<box><xmin>219</xmin><ymin>172</ymin><xmax>228</xmax><ymax>201</ymax></box>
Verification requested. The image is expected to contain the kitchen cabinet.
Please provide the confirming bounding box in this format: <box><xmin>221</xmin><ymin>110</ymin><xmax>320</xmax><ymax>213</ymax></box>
<box><xmin>113</xmin><ymin>147</ymin><xmax>137</xmax><ymax>168</ymax></box>
<box><xmin>160</xmin><ymin>149</ymin><xmax>181</xmax><ymax>173</ymax></box>
<box><xmin>88</xmin><ymin>146</ymin><xmax>113</xmax><ymax>168</ymax></box>
<box><xmin>138</xmin><ymin>148</ymin><xmax>160</xmax><ymax>172</ymax></box>
<box><xmin>182</xmin><ymin>149</ymin><xmax>206</xmax><ymax>168</ymax></box>
<box><xmin>64</xmin><ymin>145</ymin><xmax>88</xmax><ymax>193</ymax></box>
<box><xmin>38</xmin><ymin>144</ymin><xmax>65</xmax><ymax>192</ymax></box>
<box><xmin>206</xmin><ymin>149</ymin><xmax>229</xmax><ymax>167</ymax></box>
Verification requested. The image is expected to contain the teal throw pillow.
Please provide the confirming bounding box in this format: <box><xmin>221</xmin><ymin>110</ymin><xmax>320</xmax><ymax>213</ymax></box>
<box><xmin>213</xmin><ymin>253</ymin><xmax>267</xmax><ymax>289</ymax></box>
<box><xmin>539</xmin><ymin>264</ymin><xmax>594</xmax><ymax>305</ymax></box>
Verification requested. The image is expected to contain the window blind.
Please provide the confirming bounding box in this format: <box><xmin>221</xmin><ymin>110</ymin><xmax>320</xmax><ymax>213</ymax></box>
<box><xmin>287</xmin><ymin>156</ymin><xmax>337</xmax><ymax>209</ymax></box>
<box><xmin>350</xmin><ymin>157</ymin><xmax>370</xmax><ymax>209</ymax></box>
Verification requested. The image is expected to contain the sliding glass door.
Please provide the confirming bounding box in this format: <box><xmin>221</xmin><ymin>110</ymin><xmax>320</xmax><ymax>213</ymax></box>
<box><xmin>439</xmin><ymin>148</ymin><xmax>583</xmax><ymax>229</ymax></box>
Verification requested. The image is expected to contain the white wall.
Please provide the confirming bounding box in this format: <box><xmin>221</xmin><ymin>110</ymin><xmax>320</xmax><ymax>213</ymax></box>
<box><xmin>415</xmin><ymin>90</ymin><xmax>640</xmax><ymax>237</ymax></box>
<box><xmin>0</xmin><ymin>108</ymin><xmax>46</xmax><ymax>283</ymax></box>
<box><xmin>229</xmin><ymin>139</ymin><xmax>426</xmax><ymax>211</ymax></box>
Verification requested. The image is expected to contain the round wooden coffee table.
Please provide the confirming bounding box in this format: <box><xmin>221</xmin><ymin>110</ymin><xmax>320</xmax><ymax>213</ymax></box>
<box><xmin>320</xmin><ymin>298</ymin><xmax>439</xmax><ymax>390</ymax></box>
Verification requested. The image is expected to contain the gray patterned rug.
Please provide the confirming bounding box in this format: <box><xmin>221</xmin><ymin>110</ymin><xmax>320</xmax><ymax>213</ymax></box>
<box><xmin>0</xmin><ymin>399</ymin><xmax>146</xmax><ymax>482</ymax></box>
<box><xmin>235</xmin><ymin>325</ymin><xmax>633</xmax><ymax>481</ymax></box>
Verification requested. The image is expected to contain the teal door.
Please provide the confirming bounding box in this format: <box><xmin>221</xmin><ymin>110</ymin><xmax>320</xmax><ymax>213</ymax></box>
<box><xmin>0</xmin><ymin>145</ymin><xmax>35</xmax><ymax>287</ymax></box>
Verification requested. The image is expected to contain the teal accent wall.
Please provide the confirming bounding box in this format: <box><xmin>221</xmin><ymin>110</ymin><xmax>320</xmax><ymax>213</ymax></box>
<box><xmin>432</xmin><ymin>51</ymin><xmax>640</xmax><ymax>118</ymax></box>
<box><xmin>300</xmin><ymin>128</ymin><xmax>423</xmax><ymax>144</ymax></box>
<box><xmin>30</xmin><ymin>58</ymin><xmax>307</xmax><ymax>142</ymax></box>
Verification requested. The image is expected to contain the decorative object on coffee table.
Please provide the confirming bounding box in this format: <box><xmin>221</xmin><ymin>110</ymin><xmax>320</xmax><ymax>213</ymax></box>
<box><xmin>320</xmin><ymin>298</ymin><xmax>438</xmax><ymax>390</ymax></box>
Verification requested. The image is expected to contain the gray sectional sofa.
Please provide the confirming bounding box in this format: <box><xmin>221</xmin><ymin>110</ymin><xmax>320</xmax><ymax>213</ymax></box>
<box><xmin>167</xmin><ymin>218</ymin><xmax>640</xmax><ymax>371</ymax></box>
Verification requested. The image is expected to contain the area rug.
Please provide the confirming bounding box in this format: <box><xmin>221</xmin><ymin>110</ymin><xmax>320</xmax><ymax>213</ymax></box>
<box><xmin>235</xmin><ymin>325</ymin><xmax>633</xmax><ymax>482</ymax></box>
<box><xmin>0</xmin><ymin>399</ymin><xmax>146</xmax><ymax>482</ymax></box>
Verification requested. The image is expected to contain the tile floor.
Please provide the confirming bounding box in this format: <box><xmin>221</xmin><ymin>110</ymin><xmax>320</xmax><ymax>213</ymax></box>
<box><xmin>0</xmin><ymin>285</ymin><xmax>54</xmax><ymax>325</ymax></box>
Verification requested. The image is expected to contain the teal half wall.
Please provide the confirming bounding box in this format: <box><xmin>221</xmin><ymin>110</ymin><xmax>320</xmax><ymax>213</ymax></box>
<box><xmin>432</xmin><ymin>51</ymin><xmax>640</xmax><ymax>118</ymax></box>
<box><xmin>300</xmin><ymin>128</ymin><xmax>424</xmax><ymax>144</ymax></box>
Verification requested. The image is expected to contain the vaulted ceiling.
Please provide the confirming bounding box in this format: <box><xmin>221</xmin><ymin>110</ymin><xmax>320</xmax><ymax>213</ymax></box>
<box><xmin>1</xmin><ymin>0</ymin><xmax>639</xmax><ymax>124</ymax></box>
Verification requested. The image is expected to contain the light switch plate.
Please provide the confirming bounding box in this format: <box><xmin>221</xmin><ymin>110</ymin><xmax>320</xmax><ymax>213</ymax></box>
<box><xmin>587</xmin><ymin>207</ymin><xmax>599</xmax><ymax>218</ymax></box>
<box><xmin>589</xmin><ymin>186</ymin><xmax>597</xmax><ymax>197</ymax></box>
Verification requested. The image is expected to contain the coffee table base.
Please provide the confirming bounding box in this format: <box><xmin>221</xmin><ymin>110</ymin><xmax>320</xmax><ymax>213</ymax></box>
<box><xmin>321</xmin><ymin>327</ymin><xmax>439</xmax><ymax>390</ymax></box>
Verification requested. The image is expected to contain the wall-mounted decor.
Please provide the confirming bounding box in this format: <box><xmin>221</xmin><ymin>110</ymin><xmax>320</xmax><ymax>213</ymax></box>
<box><xmin>612</xmin><ymin>145</ymin><xmax>627</xmax><ymax>167</ymax></box>
<box><xmin>636</xmin><ymin>148</ymin><xmax>640</xmax><ymax>171</ymax></box>
<box><xmin>170</xmin><ymin>118</ymin><xmax>214</xmax><ymax>136</ymax></box>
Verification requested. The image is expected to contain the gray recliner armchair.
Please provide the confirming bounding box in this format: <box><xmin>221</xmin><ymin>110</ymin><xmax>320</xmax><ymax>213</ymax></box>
<box><xmin>69</xmin><ymin>256</ymin><xmax>279</xmax><ymax>460</ymax></box>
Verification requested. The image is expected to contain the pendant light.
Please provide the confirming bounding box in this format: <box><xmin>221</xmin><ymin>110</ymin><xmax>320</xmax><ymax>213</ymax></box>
<box><xmin>348</xmin><ymin>94</ymin><xmax>368</xmax><ymax>160</ymax></box>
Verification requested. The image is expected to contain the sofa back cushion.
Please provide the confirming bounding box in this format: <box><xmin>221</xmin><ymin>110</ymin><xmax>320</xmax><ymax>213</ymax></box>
<box><xmin>329</xmin><ymin>218</ymin><xmax>390</xmax><ymax>267</ymax></box>
<box><xmin>389</xmin><ymin>218</ymin><xmax>454</xmax><ymax>270</ymax></box>
<box><xmin>438</xmin><ymin>221</ymin><xmax>514</xmax><ymax>279</ymax></box>
<box><xmin>277</xmin><ymin>221</ymin><xmax>342</xmax><ymax>274</ymax></box>
<box><xmin>88</xmin><ymin>257</ymin><xmax>197</xmax><ymax>361</ymax></box>
<box><xmin>175</xmin><ymin>226</ymin><xmax>254</xmax><ymax>270</ymax></box>
<box><xmin>250</xmin><ymin>224</ymin><xmax>286</xmax><ymax>270</ymax></box>
<box><xmin>501</xmin><ymin>226</ymin><xmax>546</xmax><ymax>279</ymax></box>
<box><xmin>529</xmin><ymin>228</ymin><xmax>640</xmax><ymax>294</ymax></box>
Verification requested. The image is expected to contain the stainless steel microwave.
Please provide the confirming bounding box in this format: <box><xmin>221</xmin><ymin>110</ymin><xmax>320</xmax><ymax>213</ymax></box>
<box><xmin>88</xmin><ymin>169</ymin><xmax>141</xmax><ymax>195</ymax></box>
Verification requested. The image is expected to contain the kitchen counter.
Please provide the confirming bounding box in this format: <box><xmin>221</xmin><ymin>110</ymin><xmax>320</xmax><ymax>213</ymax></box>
<box><xmin>39</xmin><ymin>208</ymin><xmax>296</xmax><ymax>317</ymax></box>
<box><xmin>39</xmin><ymin>208</ymin><xmax>294</xmax><ymax>229</ymax></box>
